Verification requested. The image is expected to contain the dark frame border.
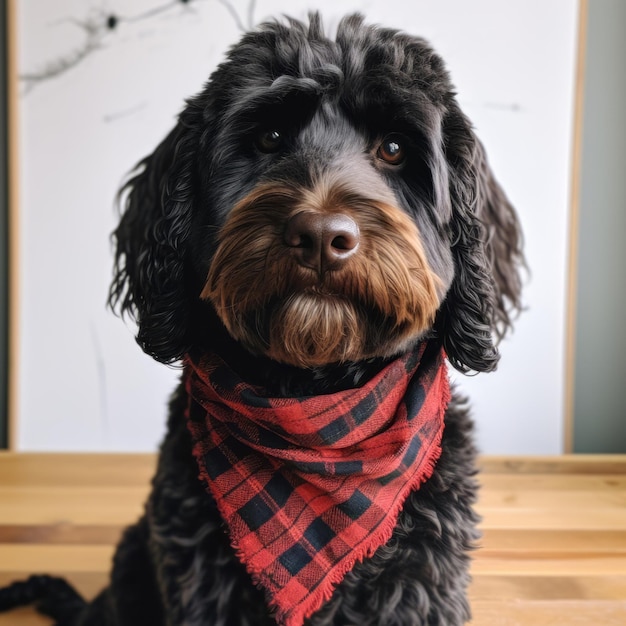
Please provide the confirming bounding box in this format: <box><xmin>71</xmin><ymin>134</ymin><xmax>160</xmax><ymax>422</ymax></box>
<box><xmin>0</xmin><ymin>0</ymin><xmax>8</xmax><ymax>449</ymax></box>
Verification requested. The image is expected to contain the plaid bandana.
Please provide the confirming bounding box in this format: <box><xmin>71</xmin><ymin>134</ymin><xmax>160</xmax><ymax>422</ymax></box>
<box><xmin>185</xmin><ymin>342</ymin><xmax>449</xmax><ymax>626</ymax></box>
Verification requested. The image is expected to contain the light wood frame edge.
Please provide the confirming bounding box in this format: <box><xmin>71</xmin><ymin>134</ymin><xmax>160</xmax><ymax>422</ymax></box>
<box><xmin>563</xmin><ymin>0</ymin><xmax>589</xmax><ymax>453</ymax></box>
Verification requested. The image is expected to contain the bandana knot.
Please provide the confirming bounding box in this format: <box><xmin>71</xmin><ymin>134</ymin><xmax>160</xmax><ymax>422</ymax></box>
<box><xmin>185</xmin><ymin>341</ymin><xmax>449</xmax><ymax>626</ymax></box>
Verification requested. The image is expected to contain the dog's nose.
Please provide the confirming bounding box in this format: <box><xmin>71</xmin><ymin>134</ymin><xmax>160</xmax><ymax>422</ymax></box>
<box><xmin>284</xmin><ymin>211</ymin><xmax>360</xmax><ymax>272</ymax></box>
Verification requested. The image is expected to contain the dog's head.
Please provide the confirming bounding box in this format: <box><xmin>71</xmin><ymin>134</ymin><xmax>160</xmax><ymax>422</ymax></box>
<box><xmin>110</xmin><ymin>14</ymin><xmax>523</xmax><ymax>375</ymax></box>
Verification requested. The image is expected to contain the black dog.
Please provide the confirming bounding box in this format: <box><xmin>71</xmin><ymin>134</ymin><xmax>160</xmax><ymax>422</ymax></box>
<box><xmin>0</xmin><ymin>13</ymin><xmax>523</xmax><ymax>626</ymax></box>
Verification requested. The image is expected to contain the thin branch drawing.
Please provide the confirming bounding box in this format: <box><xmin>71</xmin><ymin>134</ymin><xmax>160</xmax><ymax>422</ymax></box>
<box><xmin>20</xmin><ymin>15</ymin><xmax>105</xmax><ymax>93</ymax></box>
<box><xmin>20</xmin><ymin>0</ymin><xmax>257</xmax><ymax>93</ymax></box>
<box><xmin>103</xmin><ymin>101</ymin><xmax>149</xmax><ymax>123</ymax></box>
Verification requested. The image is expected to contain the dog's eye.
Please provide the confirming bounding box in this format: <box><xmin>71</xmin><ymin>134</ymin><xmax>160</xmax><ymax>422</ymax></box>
<box><xmin>377</xmin><ymin>135</ymin><xmax>406</xmax><ymax>165</ymax></box>
<box><xmin>255</xmin><ymin>129</ymin><xmax>284</xmax><ymax>153</ymax></box>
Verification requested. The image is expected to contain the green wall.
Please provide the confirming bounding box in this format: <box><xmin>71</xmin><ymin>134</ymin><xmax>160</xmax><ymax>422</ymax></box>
<box><xmin>573</xmin><ymin>0</ymin><xmax>626</xmax><ymax>452</ymax></box>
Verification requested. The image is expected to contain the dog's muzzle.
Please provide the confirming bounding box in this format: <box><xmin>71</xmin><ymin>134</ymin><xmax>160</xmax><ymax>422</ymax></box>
<box><xmin>202</xmin><ymin>180</ymin><xmax>442</xmax><ymax>367</ymax></box>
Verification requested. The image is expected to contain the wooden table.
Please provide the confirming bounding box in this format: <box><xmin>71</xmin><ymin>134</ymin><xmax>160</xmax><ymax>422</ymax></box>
<box><xmin>1</xmin><ymin>453</ymin><xmax>625</xmax><ymax>625</ymax></box>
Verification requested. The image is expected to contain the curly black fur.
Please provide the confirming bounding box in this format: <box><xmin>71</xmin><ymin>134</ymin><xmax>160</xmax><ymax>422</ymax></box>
<box><xmin>0</xmin><ymin>13</ymin><xmax>524</xmax><ymax>626</ymax></box>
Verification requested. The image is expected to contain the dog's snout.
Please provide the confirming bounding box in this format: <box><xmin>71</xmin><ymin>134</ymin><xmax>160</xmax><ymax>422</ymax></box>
<box><xmin>284</xmin><ymin>211</ymin><xmax>360</xmax><ymax>272</ymax></box>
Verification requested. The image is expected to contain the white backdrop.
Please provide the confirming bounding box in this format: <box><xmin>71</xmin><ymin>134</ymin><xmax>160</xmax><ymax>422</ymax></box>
<box><xmin>14</xmin><ymin>0</ymin><xmax>580</xmax><ymax>453</ymax></box>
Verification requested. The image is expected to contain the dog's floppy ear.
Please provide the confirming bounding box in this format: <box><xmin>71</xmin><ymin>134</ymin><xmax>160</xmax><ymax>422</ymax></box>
<box><xmin>109</xmin><ymin>107</ymin><xmax>200</xmax><ymax>364</ymax></box>
<box><xmin>436</xmin><ymin>102</ymin><xmax>524</xmax><ymax>374</ymax></box>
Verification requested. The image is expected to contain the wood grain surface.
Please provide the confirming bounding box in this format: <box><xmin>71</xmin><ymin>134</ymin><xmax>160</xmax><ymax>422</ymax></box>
<box><xmin>1</xmin><ymin>453</ymin><xmax>625</xmax><ymax>625</ymax></box>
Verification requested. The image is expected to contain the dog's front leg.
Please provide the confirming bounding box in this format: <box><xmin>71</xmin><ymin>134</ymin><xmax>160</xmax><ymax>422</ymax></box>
<box><xmin>69</xmin><ymin>520</ymin><xmax>163</xmax><ymax>626</ymax></box>
<box><xmin>144</xmin><ymin>393</ymin><xmax>276</xmax><ymax>626</ymax></box>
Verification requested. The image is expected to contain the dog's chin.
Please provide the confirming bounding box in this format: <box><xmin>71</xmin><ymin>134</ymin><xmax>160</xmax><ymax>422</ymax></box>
<box><xmin>217</xmin><ymin>292</ymin><xmax>433</xmax><ymax>369</ymax></box>
<box><xmin>266</xmin><ymin>293</ymin><xmax>364</xmax><ymax>367</ymax></box>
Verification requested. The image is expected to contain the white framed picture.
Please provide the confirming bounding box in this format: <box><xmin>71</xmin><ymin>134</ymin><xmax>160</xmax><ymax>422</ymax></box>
<box><xmin>11</xmin><ymin>0</ymin><xmax>581</xmax><ymax>453</ymax></box>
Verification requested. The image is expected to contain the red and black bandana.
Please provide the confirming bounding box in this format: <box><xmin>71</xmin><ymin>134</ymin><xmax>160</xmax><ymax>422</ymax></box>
<box><xmin>184</xmin><ymin>341</ymin><xmax>449</xmax><ymax>626</ymax></box>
